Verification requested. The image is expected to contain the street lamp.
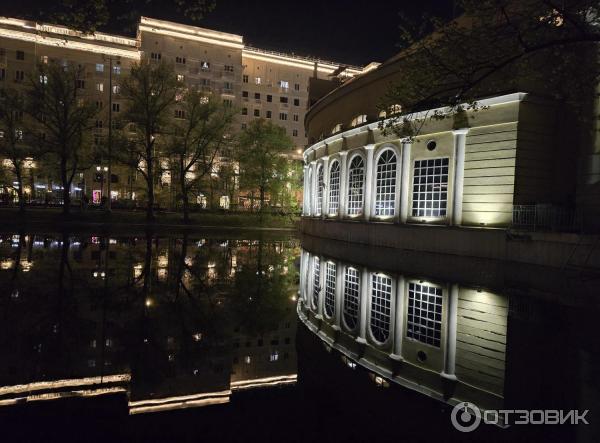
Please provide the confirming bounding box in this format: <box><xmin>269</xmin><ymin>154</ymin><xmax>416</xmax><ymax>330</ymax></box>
<box><xmin>96</xmin><ymin>165</ymin><xmax>108</xmax><ymax>204</ymax></box>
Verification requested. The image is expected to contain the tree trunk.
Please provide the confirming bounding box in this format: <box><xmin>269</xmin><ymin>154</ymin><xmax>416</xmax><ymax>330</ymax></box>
<box><xmin>61</xmin><ymin>160</ymin><xmax>70</xmax><ymax>215</ymax></box>
<box><xmin>15</xmin><ymin>168</ymin><xmax>25</xmax><ymax>214</ymax></box>
<box><xmin>146</xmin><ymin>144</ymin><xmax>155</xmax><ymax>221</ymax></box>
<box><xmin>180</xmin><ymin>157</ymin><xmax>190</xmax><ymax>223</ymax></box>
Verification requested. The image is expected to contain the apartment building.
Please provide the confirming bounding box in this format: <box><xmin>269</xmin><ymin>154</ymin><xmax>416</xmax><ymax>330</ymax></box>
<box><xmin>0</xmin><ymin>16</ymin><xmax>370</xmax><ymax>208</ymax></box>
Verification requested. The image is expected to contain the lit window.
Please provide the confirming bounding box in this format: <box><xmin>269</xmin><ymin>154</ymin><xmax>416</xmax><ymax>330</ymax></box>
<box><xmin>351</xmin><ymin>114</ymin><xmax>367</xmax><ymax>127</ymax></box>
<box><xmin>279</xmin><ymin>80</ymin><xmax>289</xmax><ymax>90</ymax></box>
<box><xmin>112</xmin><ymin>85</ymin><xmax>120</xmax><ymax>94</ymax></box>
<box><xmin>375</xmin><ymin>150</ymin><xmax>397</xmax><ymax>217</ymax></box>
<box><xmin>113</xmin><ymin>65</ymin><xmax>121</xmax><ymax>75</ymax></box>
<box><xmin>412</xmin><ymin>158</ymin><xmax>449</xmax><ymax>218</ymax></box>
<box><xmin>40</xmin><ymin>55</ymin><xmax>48</xmax><ymax>64</ymax></box>
<box><xmin>95</xmin><ymin>63</ymin><xmax>104</xmax><ymax>72</ymax></box>
<box><xmin>244</xmin><ymin>355</ymin><xmax>251</xmax><ymax>364</ymax></box>
<box><xmin>370</xmin><ymin>274</ymin><xmax>392</xmax><ymax>343</ymax></box>
<box><xmin>39</xmin><ymin>75</ymin><xmax>48</xmax><ymax>84</ymax></box>
<box><xmin>255</xmin><ymin>76</ymin><xmax>261</xmax><ymax>85</ymax></box>
<box><xmin>343</xmin><ymin>267</ymin><xmax>360</xmax><ymax>329</ymax></box>
<box><xmin>315</xmin><ymin>164</ymin><xmax>324</xmax><ymax>216</ymax></box>
<box><xmin>407</xmin><ymin>282</ymin><xmax>442</xmax><ymax>347</ymax></box>
<box><xmin>328</xmin><ymin>160</ymin><xmax>340</xmax><ymax>215</ymax></box>
<box><xmin>331</xmin><ymin>123</ymin><xmax>342</xmax><ymax>134</ymax></box>
<box><xmin>96</xmin><ymin>82</ymin><xmax>104</xmax><ymax>92</ymax></box>
<box><xmin>177</xmin><ymin>74</ymin><xmax>185</xmax><ymax>82</ymax></box>
<box><xmin>312</xmin><ymin>256</ymin><xmax>320</xmax><ymax>310</ymax></box>
<box><xmin>269</xmin><ymin>351</ymin><xmax>279</xmax><ymax>362</ymax></box>
<box><xmin>324</xmin><ymin>261</ymin><xmax>336</xmax><ymax>318</ymax></box>
<box><xmin>347</xmin><ymin>156</ymin><xmax>364</xmax><ymax>216</ymax></box>
<box><xmin>200</xmin><ymin>61</ymin><xmax>210</xmax><ymax>70</ymax></box>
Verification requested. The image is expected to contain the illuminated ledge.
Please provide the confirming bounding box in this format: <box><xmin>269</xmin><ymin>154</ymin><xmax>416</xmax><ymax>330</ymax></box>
<box><xmin>230</xmin><ymin>374</ymin><xmax>298</xmax><ymax>391</ymax></box>
<box><xmin>0</xmin><ymin>387</ymin><xmax>127</xmax><ymax>407</ymax></box>
<box><xmin>128</xmin><ymin>390</ymin><xmax>231</xmax><ymax>415</ymax></box>
<box><xmin>139</xmin><ymin>16</ymin><xmax>244</xmax><ymax>50</ymax></box>
<box><xmin>0</xmin><ymin>374</ymin><xmax>131</xmax><ymax>396</ymax></box>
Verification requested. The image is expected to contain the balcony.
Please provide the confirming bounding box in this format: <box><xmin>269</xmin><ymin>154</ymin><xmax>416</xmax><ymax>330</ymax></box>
<box><xmin>511</xmin><ymin>204</ymin><xmax>580</xmax><ymax>232</ymax></box>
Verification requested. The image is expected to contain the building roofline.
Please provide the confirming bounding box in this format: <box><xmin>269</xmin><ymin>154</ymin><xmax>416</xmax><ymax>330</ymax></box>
<box><xmin>303</xmin><ymin>92</ymin><xmax>530</xmax><ymax>162</ymax></box>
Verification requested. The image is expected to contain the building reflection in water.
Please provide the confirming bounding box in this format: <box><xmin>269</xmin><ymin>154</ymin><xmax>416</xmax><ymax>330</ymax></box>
<box><xmin>298</xmin><ymin>247</ymin><xmax>508</xmax><ymax>414</ymax></box>
<box><xmin>0</xmin><ymin>232</ymin><xmax>299</xmax><ymax>414</ymax></box>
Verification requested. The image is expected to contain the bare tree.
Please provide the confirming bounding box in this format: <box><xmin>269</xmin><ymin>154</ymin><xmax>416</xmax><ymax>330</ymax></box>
<box><xmin>26</xmin><ymin>63</ymin><xmax>98</xmax><ymax>215</ymax></box>
<box><xmin>118</xmin><ymin>60</ymin><xmax>181</xmax><ymax>221</ymax></box>
<box><xmin>166</xmin><ymin>89</ymin><xmax>236</xmax><ymax>222</ymax></box>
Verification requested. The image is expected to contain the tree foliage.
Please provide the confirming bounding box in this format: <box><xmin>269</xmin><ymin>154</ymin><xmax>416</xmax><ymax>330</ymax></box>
<box><xmin>236</xmin><ymin>119</ymin><xmax>294</xmax><ymax>212</ymax></box>
<box><xmin>381</xmin><ymin>0</ymin><xmax>600</xmax><ymax>137</ymax></box>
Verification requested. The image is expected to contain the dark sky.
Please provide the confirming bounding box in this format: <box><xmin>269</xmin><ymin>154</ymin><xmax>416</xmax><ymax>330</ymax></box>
<box><xmin>5</xmin><ymin>0</ymin><xmax>454</xmax><ymax>66</ymax></box>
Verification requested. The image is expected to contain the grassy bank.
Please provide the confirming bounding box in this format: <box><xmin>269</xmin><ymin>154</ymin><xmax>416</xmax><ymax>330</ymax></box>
<box><xmin>0</xmin><ymin>207</ymin><xmax>299</xmax><ymax>231</ymax></box>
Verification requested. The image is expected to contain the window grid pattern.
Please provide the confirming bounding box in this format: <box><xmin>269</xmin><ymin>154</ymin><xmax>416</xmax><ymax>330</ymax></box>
<box><xmin>328</xmin><ymin>161</ymin><xmax>340</xmax><ymax>215</ymax></box>
<box><xmin>347</xmin><ymin>156</ymin><xmax>364</xmax><ymax>215</ymax></box>
<box><xmin>412</xmin><ymin>158</ymin><xmax>449</xmax><ymax>218</ymax></box>
<box><xmin>370</xmin><ymin>274</ymin><xmax>392</xmax><ymax>343</ymax></box>
<box><xmin>324</xmin><ymin>262</ymin><xmax>336</xmax><ymax>318</ymax></box>
<box><xmin>407</xmin><ymin>282</ymin><xmax>443</xmax><ymax>347</ymax></box>
<box><xmin>375</xmin><ymin>150</ymin><xmax>397</xmax><ymax>217</ymax></box>
<box><xmin>315</xmin><ymin>165</ymin><xmax>324</xmax><ymax>216</ymax></box>
<box><xmin>312</xmin><ymin>257</ymin><xmax>320</xmax><ymax>310</ymax></box>
<box><xmin>343</xmin><ymin>267</ymin><xmax>360</xmax><ymax>329</ymax></box>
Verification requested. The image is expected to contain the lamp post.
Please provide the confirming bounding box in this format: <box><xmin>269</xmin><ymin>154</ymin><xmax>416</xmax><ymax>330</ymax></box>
<box><xmin>96</xmin><ymin>165</ymin><xmax>108</xmax><ymax>204</ymax></box>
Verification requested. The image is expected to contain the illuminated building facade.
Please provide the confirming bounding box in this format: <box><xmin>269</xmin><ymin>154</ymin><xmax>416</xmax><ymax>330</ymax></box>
<box><xmin>0</xmin><ymin>16</ymin><xmax>369</xmax><ymax>207</ymax></box>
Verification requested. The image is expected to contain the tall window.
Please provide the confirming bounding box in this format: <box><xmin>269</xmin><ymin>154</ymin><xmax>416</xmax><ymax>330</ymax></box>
<box><xmin>370</xmin><ymin>274</ymin><xmax>392</xmax><ymax>343</ymax></box>
<box><xmin>324</xmin><ymin>262</ymin><xmax>336</xmax><ymax>318</ymax></box>
<box><xmin>412</xmin><ymin>158</ymin><xmax>449</xmax><ymax>218</ymax></box>
<box><xmin>343</xmin><ymin>267</ymin><xmax>360</xmax><ymax>329</ymax></box>
<box><xmin>375</xmin><ymin>150</ymin><xmax>397</xmax><ymax>217</ymax></box>
<box><xmin>328</xmin><ymin>161</ymin><xmax>340</xmax><ymax>215</ymax></box>
<box><xmin>347</xmin><ymin>156</ymin><xmax>364</xmax><ymax>216</ymax></box>
<box><xmin>312</xmin><ymin>257</ymin><xmax>321</xmax><ymax>310</ymax></box>
<box><xmin>407</xmin><ymin>282</ymin><xmax>442</xmax><ymax>347</ymax></box>
<box><xmin>315</xmin><ymin>164</ymin><xmax>324</xmax><ymax>216</ymax></box>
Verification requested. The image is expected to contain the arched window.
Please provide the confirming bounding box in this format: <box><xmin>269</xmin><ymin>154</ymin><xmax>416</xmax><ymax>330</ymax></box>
<box><xmin>312</xmin><ymin>256</ymin><xmax>320</xmax><ymax>310</ymax></box>
<box><xmin>347</xmin><ymin>156</ymin><xmax>364</xmax><ymax>216</ymax></box>
<box><xmin>324</xmin><ymin>261</ymin><xmax>336</xmax><ymax>317</ymax></box>
<box><xmin>328</xmin><ymin>161</ymin><xmax>340</xmax><ymax>215</ymax></box>
<box><xmin>331</xmin><ymin>123</ymin><xmax>342</xmax><ymax>134</ymax></box>
<box><xmin>370</xmin><ymin>274</ymin><xmax>392</xmax><ymax>343</ymax></box>
<box><xmin>315</xmin><ymin>164</ymin><xmax>324</xmax><ymax>216</ymax></box>
<box><xmin>351</xmin><ymin>114</ymin><xmax>367</xmax><ymax>127</ymax></box>
<box><xmin>375</xmin><ymin>149</ymin><xmax>397</xmax><ymax>217</ymax></box>
<box><xmin>343</xmin><ymin>267</ymin><xmax>360</xmax><ymax>329</ymax></box>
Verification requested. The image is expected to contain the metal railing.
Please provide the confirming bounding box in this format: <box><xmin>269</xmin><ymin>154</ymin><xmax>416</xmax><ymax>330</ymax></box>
<box><xmin>512</xmin><ymin>204</ymin><xmax>580</xmax><ymax>232</ymax></box>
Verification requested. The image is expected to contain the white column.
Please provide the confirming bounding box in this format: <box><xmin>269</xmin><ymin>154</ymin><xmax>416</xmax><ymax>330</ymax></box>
<box><xmin>452</xmin><ymin>129</ymin><xmax>469</xmax><ymax>226</ymax></box>
<box><xmin>299</xmin><ymin>250</ymin><xmax>305</xmax><ymax>303</ymax></box>
<box><xmin>309</xmin><ymin>161</ymin><xmax>317</xmax><ymax>216</ymax></box>
<box><xmin>441</xmin><ymin>283</ymin><xmax>458</xmax><ymax>380</ymax></box>
<box><xmin>393</xmin><ymin>146</ymin><xmax>402</xmax><ymax>223</ymax></box>
<box><xmin>306</xmin><ymin>253</ymin><xmax>314</xmax><ymax>307</ymax></box>
<box><xmin>321</xmin><ymin>156</ymin><xmax>330</xmax><ymax>218</ymax></box>
<box><xmin>302</xmin><ymin>165</ymin><xmax>309</xmax><ymax>216</ymax></box>
<box><xmin>333</xmin><ymin>262</ymin><xmax>344</xmax><ymax>331</ymax></box>
<box><xmin>316</xmin><ymin>256</ymin><xmax>325</xmax><ymax>320</ymax></box>
<box><xmin>357</xmin><ymin>267</ymin><xmax>370</xmax><ymax>344</ymax></box>
<box><xmin>339</xmin><ymin>151</ymin><xmax>348</xmax><ymax>219</ymax></box>
<box><xmin>363</xmin><ymin>145</ymin><xmax>375</xmax><ymax>221</ymax></box>
<box><xmin>399</xmin><ymin>141</ymin><xmax>412</xmax><ymax>223</ymax></box>
<box><xmin>390</xmin><ymin>275</ymin><xmax>406</xmax><ymax>361</ymax></box>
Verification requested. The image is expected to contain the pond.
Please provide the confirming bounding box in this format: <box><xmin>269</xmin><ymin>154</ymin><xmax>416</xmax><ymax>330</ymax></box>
<box><xmin>0</xmin><ymin>230</ymin><xmax>597</xmax><ymax>442</ymax></box>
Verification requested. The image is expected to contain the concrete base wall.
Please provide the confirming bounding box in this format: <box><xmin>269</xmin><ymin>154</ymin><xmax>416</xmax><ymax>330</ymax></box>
<box><xmin>300</xmin><ymin>218</ymin><xmax>600</xmax><ymax>270</ymax></box>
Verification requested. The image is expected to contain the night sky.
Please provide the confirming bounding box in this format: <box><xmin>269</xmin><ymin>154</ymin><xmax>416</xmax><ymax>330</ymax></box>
<box><xmin>4</xmin><ymin>0</ymin><xmax>455</xmax><ymax>66</ymax></box>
